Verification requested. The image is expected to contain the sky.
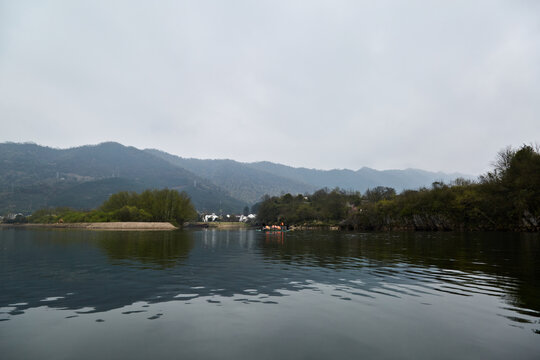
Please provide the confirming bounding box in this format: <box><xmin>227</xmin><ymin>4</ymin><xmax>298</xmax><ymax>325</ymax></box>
<box><xmin>1</xmin><ymin>0</ymin><xmax>539</xmax><ymax>175</ymax></box>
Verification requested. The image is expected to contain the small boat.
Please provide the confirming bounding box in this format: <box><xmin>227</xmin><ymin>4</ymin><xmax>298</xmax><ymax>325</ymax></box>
<box><xmin>257</xmin><ymin>229</ymin><xmax>290</xmax><ymax>233</ymax></box>
<box><xmin>258</xmin><ymin>225</ymin><xmax>289</xmax><ymax>232</ymax></box>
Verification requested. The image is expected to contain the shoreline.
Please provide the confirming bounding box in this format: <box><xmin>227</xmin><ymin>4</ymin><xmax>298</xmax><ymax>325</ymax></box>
<box><xmin>184</xmin><ymin>222</ymin><xmax>252</xmax><ymax>229</ymax></box>
<box><xmin>1</xmin><ymin>222</ymin><xmax>178</xmax><ymax>231</ymax></box>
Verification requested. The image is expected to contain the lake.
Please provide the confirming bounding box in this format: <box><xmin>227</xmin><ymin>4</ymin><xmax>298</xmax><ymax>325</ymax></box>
<box><xmin>1</xmin><ymin>228</ymin><xmax>539</xmax><ymax>359</ymax></box>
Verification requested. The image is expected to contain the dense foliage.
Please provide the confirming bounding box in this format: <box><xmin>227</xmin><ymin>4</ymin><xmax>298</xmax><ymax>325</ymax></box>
<box><xmin>256</xmin><ymin>189</ymin><xmax>361</xmax><ymax>225</ymax></box>
<box><xmin>29</xmin><ymin>189</ymin><xmax>197</xmax><ymax>226</ymax></box>
<box><xmin>257</xmin><ymin>145</ymin><xmax>540</xmax><ymax>231</ymax></box>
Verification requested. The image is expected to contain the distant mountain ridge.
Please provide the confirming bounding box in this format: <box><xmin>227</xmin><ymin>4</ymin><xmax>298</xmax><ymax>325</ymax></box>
<box><xmin>0</xmin><ymin>141</ymin><xmax>472</xmax><ymax>214</ymax></box>
<box><xmin>246</xmin><ymin>161</ymin><xmax>469</xmax><ymax>193</ymax></box>
<box><xmin>145</xmin><ymin>149</ymin><xmax>318</xmax><ymax>204</ymax></box>
<box><xmin>0</xmin><ymin>142</ymin><xmax>245</xmax><ymax>214</ymax></box>
<box><xmin>147</xmin><ymin>150</ymin><xmax>471</xmax><ymax>203</ymax></box>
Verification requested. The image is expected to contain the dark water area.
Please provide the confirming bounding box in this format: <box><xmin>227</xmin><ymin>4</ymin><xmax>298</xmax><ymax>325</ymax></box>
<box><xmin>1</xmin><ymin>228</ymin><xmax>539</xmax><ymax>359</ymax></box>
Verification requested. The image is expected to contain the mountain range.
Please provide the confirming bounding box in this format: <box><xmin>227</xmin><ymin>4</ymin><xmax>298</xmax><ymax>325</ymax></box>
<box><xmin>0</xmin><ymin>142</ymin><xmax>471</xmax><ymax>214</ymax></box>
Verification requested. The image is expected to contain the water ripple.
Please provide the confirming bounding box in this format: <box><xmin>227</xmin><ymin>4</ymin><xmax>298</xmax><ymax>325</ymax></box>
<box><xmin>1</xmin><ymin>229</ymin><xmax>539</xmax><ymax>336</ymax></box>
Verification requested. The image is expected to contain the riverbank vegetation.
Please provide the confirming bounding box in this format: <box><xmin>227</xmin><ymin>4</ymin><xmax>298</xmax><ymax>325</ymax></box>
<box><xmin>257</xmin><ymin>145</ymin><xmax>540</xmax><ymax>231</ymax></box>
<box><xmin>29</xmin><ymin>189</ymin><xmax>197</xmax><ymax>226</ymax></box>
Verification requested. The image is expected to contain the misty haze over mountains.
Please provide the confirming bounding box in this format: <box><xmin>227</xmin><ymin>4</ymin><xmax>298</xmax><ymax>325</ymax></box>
<box><xmin>0</xmin><ymin>142</ymin><xmax>471</xmax><ymax>214</ymax></box>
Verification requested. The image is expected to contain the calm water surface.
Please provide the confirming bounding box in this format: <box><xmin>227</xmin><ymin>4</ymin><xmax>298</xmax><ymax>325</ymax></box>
<box><xmin>1</xmin><ymin>228</ymin><xmax>539</xmax><ymax>359</ymax></box>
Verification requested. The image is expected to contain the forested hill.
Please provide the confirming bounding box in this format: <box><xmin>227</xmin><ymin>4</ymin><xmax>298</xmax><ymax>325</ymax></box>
<box><xmin>147</xmin><ymin>150</ymin><xmax>471</xmax><ymax>202</ymax></box>
<box><xmin>1</xmin><ymin>141</ymin><xmax>471</xmax><ymax>214</ymax></box>
<box><xmin>256</xmin><ymin>145</ymin><xmax>540</xmax><ymax>232</ymax></box>
<box><xmin>145</xmin><ymin>149</ymin><xmax>317</xmax><ymax>204</ymax></box>
<box><xmin>246</xmin><ymin>162</ymin><xmax>469</xmax><ymax>193</ymax></box>
<box><xmin>0</xmin><ymin>142</ymin><xmax>245</xmax><ymax>214</ymax></box>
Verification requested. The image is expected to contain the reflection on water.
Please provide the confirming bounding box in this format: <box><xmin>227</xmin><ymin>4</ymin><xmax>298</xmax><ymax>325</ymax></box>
<box><xmin>98</xmin><ymin>231</ymin><xmax>194</xmax><ymax>268</ymax></box>
<box><xmin>261</xmin><ymin>231</ymin><xmax>540</xmax><ymax>314</ymax></box>
<box><xmin>1</xmin><ymin>228</ymin><xmax>539</xmax><ymax>358</ymax></box>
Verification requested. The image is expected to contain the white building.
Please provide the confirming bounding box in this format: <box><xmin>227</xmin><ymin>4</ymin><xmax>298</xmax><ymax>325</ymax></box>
<box><xmin>203</xmin><ymin>213</ymin><xmax>219</xmax><ymax>222</ymax></box>
<box><xmin>239</xmin><ymin>214</ymin><xmax>257</xmax><ymax>222</ymax></box>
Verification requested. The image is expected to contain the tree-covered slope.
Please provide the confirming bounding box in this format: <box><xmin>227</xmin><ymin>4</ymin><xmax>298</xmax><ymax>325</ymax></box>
<box><xmin>0</xmin><ymin>142</ymin><xmax>245</xmax><ymax>213</ymax></box>
<box><xmin>145</xmin><ymin>149</ymin><xmax>317</xmax><ymax>204</ymax></box>
<box><xmin>1</xmin><ymin>141</ymin><xmax>473</xmax><ymax>215</ymax></box>
<box><xmin>246</xmin><ymin>161</ymin><xmax>470</xmax><ymax>193</ymax></box>
<box><xmin>256</xmin><ymin>145</ymin><xmax>540</xmax><ymax>232</ymax></box>
<box><xmin>146</xmin><ymin>149</ymin><xmax>470</xmax><ymax>204</ymax></box>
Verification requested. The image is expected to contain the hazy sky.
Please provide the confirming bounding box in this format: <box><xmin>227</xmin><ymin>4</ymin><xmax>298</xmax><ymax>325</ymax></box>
<box><xmin>1</xmin><ymin>0</ymin><xmax>539</xmax><ymax>175</ymax></box>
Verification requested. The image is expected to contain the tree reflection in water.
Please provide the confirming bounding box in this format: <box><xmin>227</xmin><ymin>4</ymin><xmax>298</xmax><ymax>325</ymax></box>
<box><xmin>260</xmin><ymin>231</ymin><xmax>540</xmax><ymax>313</ymax></box>
<box><xmin>97</xmin><ymin>231</ymin><xmax>193</xmax><ymax>269</ymax></box>
<box><xmin>0</xmin><ymin>229</ymin><xmax>539</xmax><ymax>324</ymax></box>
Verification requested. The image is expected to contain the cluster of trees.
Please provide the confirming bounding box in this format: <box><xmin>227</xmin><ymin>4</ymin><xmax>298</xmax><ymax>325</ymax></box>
<box><xmin>256</xmin><ymin>145</ymin><xmax>540</xmax><ymax>231</ymax></box>
<box><xmin>30</xmin><ymin>189</ymin><xmax>197</xmax><ymax>226</ymax></box>
<box><xmin>256</xmin><ymin>188</ymin><xmax>362</xmax><ymax>225</ymax></box>
<box><xmin>355</xmin><ymin>144</ymin><xmax>540</xmax><ymax>231</ymax></box>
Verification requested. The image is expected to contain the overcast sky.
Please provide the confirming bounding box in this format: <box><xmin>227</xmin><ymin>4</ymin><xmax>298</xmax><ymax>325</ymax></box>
<box><xmin>1</xmin><ymin>0</ymin><xmax>539</xmax><ymax>175</ymax></box>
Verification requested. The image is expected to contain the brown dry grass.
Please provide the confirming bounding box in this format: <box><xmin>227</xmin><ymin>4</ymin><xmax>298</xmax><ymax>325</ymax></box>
<box><xmin>6</xmin><ymin>222</ymin><xmax>178</xmax><ymax>231</ymax></box>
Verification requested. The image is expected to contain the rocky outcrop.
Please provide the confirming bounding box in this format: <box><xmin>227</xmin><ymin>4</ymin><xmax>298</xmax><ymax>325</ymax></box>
<box><xmin>343</xmin><ymin>210</ymin><xmax>539</xmax><ymax>232</ymax></box>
